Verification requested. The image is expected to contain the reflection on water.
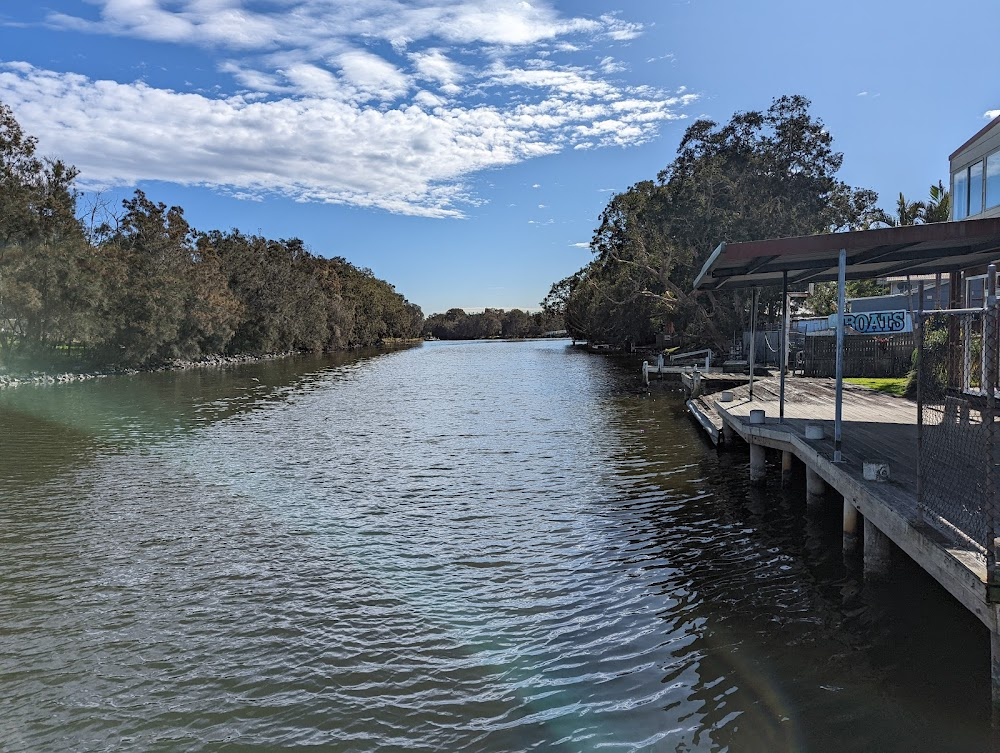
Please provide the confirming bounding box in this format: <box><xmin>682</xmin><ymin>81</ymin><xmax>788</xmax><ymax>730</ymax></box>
<box><xmin>0</xmin><ymin>340</ymin><xmax>990</xmax><ymax>752</ymax></box>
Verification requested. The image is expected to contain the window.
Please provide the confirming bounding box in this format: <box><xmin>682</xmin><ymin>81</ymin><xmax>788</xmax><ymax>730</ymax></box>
<box><xmin>954</xmin><ymin>167</ymin><xmax>968</xmax><ymax>219</ymax></box>
<box><xmin>987</xmin><ymin>152</ymin><xmax>1000</xmax><ymax>210</ymax></box>
<box><xmin>969</xmin><ymin>160</ymin><xmax>984</xmax><ymax>216</ymax></box>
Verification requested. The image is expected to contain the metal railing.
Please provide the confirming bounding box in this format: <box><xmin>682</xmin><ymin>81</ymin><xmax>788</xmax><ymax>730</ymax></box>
<box><xmin>916</xmin><ymin>285</ymin><xmax>1000</xmax><ymax>594</ymax></box>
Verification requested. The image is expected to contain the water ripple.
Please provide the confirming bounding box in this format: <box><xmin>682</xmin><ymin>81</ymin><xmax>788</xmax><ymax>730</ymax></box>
<box><xmin>0</xmin><ymin>341</ymin><xmax>991</xmax><ymax>752</ymax></box>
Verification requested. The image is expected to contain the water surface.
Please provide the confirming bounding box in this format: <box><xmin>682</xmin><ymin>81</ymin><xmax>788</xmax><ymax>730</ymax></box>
<box><xmin>0</xmin><ymin>340</ymin><xmax>990</xmax><ymax>751</ymax></box>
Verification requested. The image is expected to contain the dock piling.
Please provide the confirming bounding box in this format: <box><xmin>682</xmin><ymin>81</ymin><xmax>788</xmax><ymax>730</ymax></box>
<box><xmin>843</xmin><ymin>498</ymin><xmax>860</xmax><ymax>553</ymax></box>
<box><xmin>863</xmin><ymin>518</ymin><xmax>894</xmax><ymax>579</ymax></box>
<box><xmin>991</xmin><ymin>629</ymin><xmax>1000</xmax><ymax>730</ymax></box>
<box><xmin>805</xmin><ymin>467</ymin><xmax>827</xmax><ymax>503</ymax></box>
<box><xmin>781</xmin><ymin>450</ymin><xmax>794</xmax><ymax>486</ymax></box>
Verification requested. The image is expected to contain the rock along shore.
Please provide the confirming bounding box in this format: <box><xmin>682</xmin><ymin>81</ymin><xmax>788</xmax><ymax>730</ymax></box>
<box><xmin>0</xmin><ymin>351</ymin><xmax>300</xmax><ymax>390</ymax></box>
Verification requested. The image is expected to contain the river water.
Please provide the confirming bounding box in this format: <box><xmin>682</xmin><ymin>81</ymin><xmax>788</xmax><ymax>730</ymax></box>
<box><xmin>0</xmin><ymin>340</ymin><xmax>991</xmax><ymax>752</ymax></box>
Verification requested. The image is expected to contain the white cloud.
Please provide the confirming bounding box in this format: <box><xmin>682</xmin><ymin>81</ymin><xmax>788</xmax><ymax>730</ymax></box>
<box><xmin>12</xmin><ymin>1</ymin><xmax>692</xmax><ymax>216</ymax></box>
<box><xmin>599</xmin><ymin>56</ymin><xmax>625</xmax><ymax>74</ymax></box>
<box><xmin>334</xmin><ymin>50</ymin><xmax>410</xmax><ymax>100</ymax></box>
<box><xmin>2</xmin><ymin>62</ymin><xmax>693</xmax><ymax>217</ymax></box>
<box><xmin>600</xmin><ymin>13</ymin><xmax>643</xmax><ymax>41</ymax></box>
<box><xmin>47</xmin><ymin>0</ymin><xmax>608</xmax><ymax>51</ymax></box>
<box><xmin>409</xmin><ymin>49</ymin><xmax>465</xmax><ymax>95</ymax></box>
<box><xmin>570</xmin><ymin>242</ymin><xmax>591</xmax><ymax>248</ymax></box>
<box><xmin>985</xmin><ymin>109</ymin><xmax>1000</xmax><ymax>120</ymax></box>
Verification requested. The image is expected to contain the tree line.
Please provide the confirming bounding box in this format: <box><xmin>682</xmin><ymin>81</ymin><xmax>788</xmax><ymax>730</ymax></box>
<box><xmin>423</xmin><ymin>308</ymin><xmax>564</xmax><ymax>340</ymax></box>
<box><xmin>0</xmin><ymin>102</ymin><xmax>423</xmax><ymax>371</ymax></box>
<box><xmin>543</xmin><ymin>95</ymin><xmax>946</xmax><ymax>349</ymax></box>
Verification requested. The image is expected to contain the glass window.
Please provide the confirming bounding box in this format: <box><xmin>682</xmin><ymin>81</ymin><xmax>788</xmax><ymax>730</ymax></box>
<box><xmin>987</xmin><ymin>152</ymin><xmax>1000</xmax><ymax>210</ymax></box>
<box><xmin>954</xmin><ymin>168</ymin><xmax>968</xmax><ymax>219</ymax></box>
<box><xmin>969</xmin><ymin>160</ymin><xmax>984</xmax><ymax>216</ymax></box>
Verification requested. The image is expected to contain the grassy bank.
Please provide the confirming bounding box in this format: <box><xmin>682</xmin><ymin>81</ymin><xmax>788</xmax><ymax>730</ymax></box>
<box><xmin>844</xmin><ymin>377</ymin><xmax>907</xmax><ymax>397</ymax></box>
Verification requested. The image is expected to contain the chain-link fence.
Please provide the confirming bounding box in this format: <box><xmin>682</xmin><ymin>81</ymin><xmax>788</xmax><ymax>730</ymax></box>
<box><xmin>917</xmin><ymin>305</ymin><xmax>999</xmax><ymax>573</ymax></box>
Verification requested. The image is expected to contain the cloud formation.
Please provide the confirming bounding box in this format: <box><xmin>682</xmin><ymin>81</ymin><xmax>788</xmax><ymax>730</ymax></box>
<box><xmin>4</xmin><ymin>1</ymin><xmax>695</xmax><ymax>217</ymax></box>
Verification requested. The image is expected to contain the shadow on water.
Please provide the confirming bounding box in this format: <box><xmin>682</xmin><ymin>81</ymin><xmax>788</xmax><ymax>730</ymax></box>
<box><xmin>611</xmin><ymin>386</ymin><xmax>990</xmax><ymax>752</ymax></box>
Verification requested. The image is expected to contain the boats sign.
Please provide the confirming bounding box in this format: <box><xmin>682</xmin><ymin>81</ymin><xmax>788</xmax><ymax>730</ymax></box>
<box><xmin>828</xmin><ymin>310</ymin><xmax>912</xmax><ymax>334</ymax></box>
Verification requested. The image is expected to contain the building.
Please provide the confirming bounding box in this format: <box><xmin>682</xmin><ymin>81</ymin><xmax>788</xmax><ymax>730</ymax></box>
<box><xmin>951</xmin><ymin>114</ymin><xmax>1000</xmax><ymax>221</ymax></box>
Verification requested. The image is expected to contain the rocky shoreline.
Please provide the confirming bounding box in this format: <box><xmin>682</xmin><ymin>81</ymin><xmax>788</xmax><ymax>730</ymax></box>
<box><xmin>0</xmin><ymin>351</ymin><xmax>300</xmax><ymax>389</ymax></box>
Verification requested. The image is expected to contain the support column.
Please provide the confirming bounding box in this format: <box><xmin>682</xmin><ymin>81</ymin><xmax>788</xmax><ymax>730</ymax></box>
<box><xmin>780</xmin><ymin>270</ymin><xmax>788</xmax><ymax>421</ymax></box>
<box><xmin>749</xmin><ymin>409</ymin><xmax>766</xmax><ymax>486</ymax></box>
<box><xmin>863</xmin><ymin>518</ymin><xmax>893</xmax><ymax>579</ymax></box>
<box><xmin>722</xmin><ymin>423</ymin><xmax>735</xmax><ymax>446</ymax></box>
<box><xmin>781</xmin><ymin>450</ymin><xmax>794</xmax><ymax>486</ymax></box>
<box><xmin>991</xmin><ymin>623</ymin><xmax>1000</xmax><ymax>730</ymax></box>
<box><xmin>805</xmin><ymin>466</ymin><xmax>827</xmax><ymax>501</ymax></box>
<box><xmin>843</xmin><ymin>498</ymin><xmax>860</xmax><ymax>553</ymax></box>
<box><xmin>834</xmin><ymin>248</ymin><xmax>846</xmax><ymax>463</ymax></box>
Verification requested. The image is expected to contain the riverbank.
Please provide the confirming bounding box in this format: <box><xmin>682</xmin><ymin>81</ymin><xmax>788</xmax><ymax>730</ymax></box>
<box><xmin>0</xmin><ymin>350</ymin><xmax>329</xmax><ymax>389</ymax></box>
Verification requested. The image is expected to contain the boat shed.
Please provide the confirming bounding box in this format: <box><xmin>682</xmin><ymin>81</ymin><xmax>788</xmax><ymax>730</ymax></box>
<box><xmin>693</xmin><ymin>216</ymin><xmax>1000</xmax><ymax>460</ymax></box>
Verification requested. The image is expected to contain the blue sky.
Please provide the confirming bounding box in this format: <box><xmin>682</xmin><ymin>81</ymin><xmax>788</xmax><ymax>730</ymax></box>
<box><xmin>1</xmin><ymin>1</ymin><xmax>998</xmax><ymax>315</ymax></box>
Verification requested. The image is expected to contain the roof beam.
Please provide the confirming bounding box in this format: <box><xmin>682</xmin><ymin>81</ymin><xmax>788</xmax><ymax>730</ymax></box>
<box><xmin>848</xmin><ymin>241</ymin><xmax>922</xmax><ymax>265</ymax></box>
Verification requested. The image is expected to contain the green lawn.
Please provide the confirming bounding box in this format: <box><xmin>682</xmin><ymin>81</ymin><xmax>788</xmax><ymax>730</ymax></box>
<box><xmin>844</xmin><ymin>377</ymin><xmax>908</xmax><ymax>396</ymax></box>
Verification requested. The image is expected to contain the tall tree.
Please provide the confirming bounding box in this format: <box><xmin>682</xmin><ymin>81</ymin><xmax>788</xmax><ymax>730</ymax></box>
<box><xmin>561</xmin><ymin>95</ymin><xmax>877</xmax><ymax>347</ymax></box>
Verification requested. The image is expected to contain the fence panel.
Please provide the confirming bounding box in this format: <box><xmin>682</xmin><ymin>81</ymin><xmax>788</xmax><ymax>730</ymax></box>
<box><xmin>916</xmin><ymin>308</ymin><xmax>998</xmax><ymax>566</ymax></box>
<box><xmin>802</xmin><ymin>334</ymin><xmax>915</xmax><ymax>378</ymax></box>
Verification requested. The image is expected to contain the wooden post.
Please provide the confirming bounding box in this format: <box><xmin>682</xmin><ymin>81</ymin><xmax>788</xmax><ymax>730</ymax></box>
<box><xmin>642</xmin><ymin>361</ymin><xmax>649</xmax><ymax>386</ymax></box>
<box><xmin>863</xmin><ymin>518</ymin><xmax>893</xmax><ymax>579</ymax></box>
<box><xmin>749</xmin><ymin>409</ymin><xmax>766</xmax><ymax>485</ymax></box>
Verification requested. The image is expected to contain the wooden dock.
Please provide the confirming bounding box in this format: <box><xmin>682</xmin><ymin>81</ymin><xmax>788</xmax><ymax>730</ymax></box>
<box><xmin>642</xmin><ymin>363</ymin><xmax>754</xmax><ymax>396</ymax></box>
<box><xmin>687</xmin><ymin>377</ymin><xmax>994</xmax><ymax>632</ymax></box>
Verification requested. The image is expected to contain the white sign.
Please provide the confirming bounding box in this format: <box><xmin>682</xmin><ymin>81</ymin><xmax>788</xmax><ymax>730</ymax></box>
<box><xmin>828</xmin><ymin>310</ymin><xmax>912</xmax><ymax>334</ymax></box>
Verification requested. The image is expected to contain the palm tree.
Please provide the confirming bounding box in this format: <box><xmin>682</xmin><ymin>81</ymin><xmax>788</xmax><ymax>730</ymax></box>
<box><xmin>873</xmin><ymin>192</ymin><xmax>925</xmax><ymax>227</ymax></box>
<box><xmin>920</xmin><ymin>180</ymin><xmax>950</xmax><ymax>223</ymax></box>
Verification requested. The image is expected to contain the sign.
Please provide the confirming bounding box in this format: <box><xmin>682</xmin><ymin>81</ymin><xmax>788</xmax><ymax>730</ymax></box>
<box><xmin>827</xmin><ymin>310</ymin><xmax>912</xmax><ymax>334</ymax></box>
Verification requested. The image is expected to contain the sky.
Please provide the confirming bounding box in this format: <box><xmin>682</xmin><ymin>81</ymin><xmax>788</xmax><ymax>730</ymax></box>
<box><xmin>1</xmin><ymin>1</ymin><xmax>998</xmax><ymax>315</ymax></box>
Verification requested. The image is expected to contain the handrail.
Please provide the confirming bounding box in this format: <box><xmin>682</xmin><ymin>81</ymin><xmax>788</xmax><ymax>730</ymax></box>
<box><xmin>669</xmin><ymin>348</ymin><xmax>712</xmax><ymax>366</ymax></box>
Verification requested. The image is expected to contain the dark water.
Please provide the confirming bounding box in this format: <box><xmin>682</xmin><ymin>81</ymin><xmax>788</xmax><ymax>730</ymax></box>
<box><xmin>0</xmin><ymin>340</ymin><xmax>991</xmax><ymax>752</ymax></box>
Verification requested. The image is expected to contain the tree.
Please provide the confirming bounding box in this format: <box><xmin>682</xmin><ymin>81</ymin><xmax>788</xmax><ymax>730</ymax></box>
<box><xmin>560</xmin><ymin>95</ymin><xmax>877</xmax><ymax>349</ymax></box>
<box><xmin>0</xmin><ymin>101</ymin><xmax>423</xmax><ymax>369</ymax></box>
<box><xmin>921</xmin><ymin>180</ymin><xmax>951</xmax><ymax>223</ymax></box>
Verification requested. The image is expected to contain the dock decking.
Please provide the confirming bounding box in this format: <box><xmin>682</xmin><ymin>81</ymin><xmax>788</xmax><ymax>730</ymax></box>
<box><xmin>687</xmin><ymin>377</ymin><xmax>994</xmax><ymax>631</ymax></box>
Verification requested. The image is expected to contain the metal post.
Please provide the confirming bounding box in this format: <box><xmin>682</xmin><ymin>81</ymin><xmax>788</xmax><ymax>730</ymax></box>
<box><xmin>834</xmin><ymin>249</ymin><xmax>846</xmax><ymax>463</ymax></box>
<box><xmin>780</xmin><ymin>271</ymin><xmax>788</xmax><ymax>421</ymax></box>
<box><xmin>986</xmin><ymin>266</ymin><xmax>998</xmax><ymax>597</ymax></box>
<box><xmin>916</xmin><ymin>282</ymin><xmax>924</xmax><ymax>514</ymax></box>
<box><xmin>749</xmin><ymin>288</ymin><xmax>758</xmax><ymax>401</ymax></box>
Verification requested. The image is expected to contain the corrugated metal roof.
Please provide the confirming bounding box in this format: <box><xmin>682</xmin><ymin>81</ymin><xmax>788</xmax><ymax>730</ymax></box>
<box><xmin>692</xmin><ymin>217</ymin><xmax>1000</xmax><ymax>291</ymax></box>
